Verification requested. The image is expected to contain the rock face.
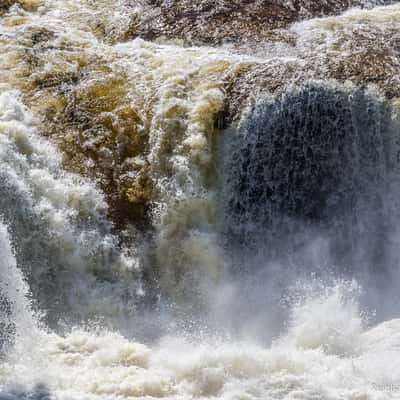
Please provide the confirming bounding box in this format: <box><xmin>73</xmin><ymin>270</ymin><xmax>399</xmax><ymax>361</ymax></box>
<box><xmin>0</xmin><ymin>1</ymin><xmax>14</xmax><ymax>16</ymax></box>
<box><xmin>225</xmin><ymin>2</ymin><xmax>400</xmax><ymax>121</ymax></box>
<box><xmin>36</xmin><ymin>69</ymin><xmax>154</xmax><ymax>228</ymax></box>
<box><xmin>138</xmin><ymin>0</ymin><xmax>392</xmax><ymax>46</ymax></box>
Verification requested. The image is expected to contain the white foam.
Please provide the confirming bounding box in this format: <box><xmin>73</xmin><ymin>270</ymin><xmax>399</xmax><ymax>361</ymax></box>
<box><xmin>0</xmin><ymin>281</ymin><xmax>398</xmax><ymax>399</ymax></box>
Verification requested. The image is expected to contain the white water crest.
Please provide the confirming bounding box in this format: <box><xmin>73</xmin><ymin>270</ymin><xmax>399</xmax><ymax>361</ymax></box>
<box><xmin>2</xmin><ymin>275</ymin><xmax>400</xmax><ymax>399</ymax></box>
<box><xmin>0</xmin><ymin>90</ymin><xmax>143</xmax><ymax>330</ymax></box>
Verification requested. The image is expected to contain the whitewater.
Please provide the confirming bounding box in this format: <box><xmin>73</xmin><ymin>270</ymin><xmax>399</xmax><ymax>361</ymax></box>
<box><xmin>1</xmin><ymin>1</ymin><xmax>400</xmax><ymax>399</ymax></box>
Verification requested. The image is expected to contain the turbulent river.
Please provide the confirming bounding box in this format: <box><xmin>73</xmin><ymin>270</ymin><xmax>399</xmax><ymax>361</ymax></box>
<box><xmin>1</xmin><ymin>1</ymin><xmax>400</xmax><ymax>399</ymax></box>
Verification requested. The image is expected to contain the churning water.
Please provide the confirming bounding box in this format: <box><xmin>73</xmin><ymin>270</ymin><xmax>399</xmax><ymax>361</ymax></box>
<box><xmin>1</xmin><ymin>1</ymin><xmax>400</xmax><ymax>399</ymax></box>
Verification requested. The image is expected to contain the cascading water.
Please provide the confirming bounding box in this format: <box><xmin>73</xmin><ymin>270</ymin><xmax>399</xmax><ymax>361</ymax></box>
<box><xmin>219</xmin><ymin>81</ymin><xmax>400</xmax><ymax>338</ymax></box>
<box><xmin>0</xmin><ymin>91</ymin><xmax>144</xmax><ymax>332</ymax></box>
<box><xmin>224</xmin><ymin>82</ymin><xmax>400</xmax><ymax>272</ymax></box>
<box><xmin>1</xmin><ymin>1</ymin><xmax>400</xmax><ymax>399</ymax></box>
<box><xmin>0</xmin><ymin>221</ymin><xmax>37</xmax><ymax>353</ymax></box>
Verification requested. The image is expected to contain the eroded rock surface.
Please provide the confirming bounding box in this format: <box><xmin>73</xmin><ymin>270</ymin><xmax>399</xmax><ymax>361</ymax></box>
<box><xmin>137</xmin><ymin>0</ymin><xmax>395</xmax><ymax>46</ymax></box>
<box><xmin>226</xmin><ymin>3</ymin><xmax>400</xmax><ymax>121</ymax></box>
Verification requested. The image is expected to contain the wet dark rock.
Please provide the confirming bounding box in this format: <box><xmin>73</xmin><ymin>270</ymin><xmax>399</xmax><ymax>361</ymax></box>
<box><xmin>137</xmin><ymin>0</ymin><xmax>395</xmax><ymax>46</ymax></box>
<box><xmin>0</xmin><ymin>0</ymin><xmax>14</xmax><ymax>16</ymax></box>
<box><xmin>30</xmin><ymin>28</ymin><xmax>54</xmax><ymax>46</ymax></box>
<box><xmin>224</xmin><ymin>7</ymin><xmax>400</xmax><ymax>122</ymax></box>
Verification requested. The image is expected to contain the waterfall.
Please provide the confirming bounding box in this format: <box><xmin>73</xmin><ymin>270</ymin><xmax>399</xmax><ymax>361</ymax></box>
<box><xmin>224</xmin><ymin>82</ymin><xmax>400</xmax><ymax>274</ymax></box>
<box><xmin>0</xmin><ymin>1</ymin><xmax>400</xmax><ymax>399</ymax></box>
